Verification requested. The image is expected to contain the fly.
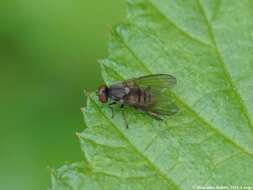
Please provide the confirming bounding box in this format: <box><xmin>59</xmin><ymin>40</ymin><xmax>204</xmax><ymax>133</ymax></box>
<box><xmin>97</xmin><ymin>74</ymin><xmax>178</xmax><ymax>128</ymax></box>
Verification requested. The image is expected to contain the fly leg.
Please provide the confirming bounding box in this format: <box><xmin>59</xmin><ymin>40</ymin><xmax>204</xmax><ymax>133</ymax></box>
<box><xmin>109</xmin><ymin>102</ymin><xmax>116</xmax><ymax>118</ymax></box>
<box><xmin>148</xmin><ymin>111</ymin><xmax>163</xmax><ymax>121</ymax></box>
<box><xmin>120</xmin><ymin>103</ymin><xmax>128</xmax><ymax>129</ymax></box>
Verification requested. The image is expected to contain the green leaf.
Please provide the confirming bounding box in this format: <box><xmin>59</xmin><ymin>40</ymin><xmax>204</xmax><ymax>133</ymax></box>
<box><xmin>50</xmin><ymin>0</ymin><xmax>253</xmax><ymax>189</ymax></box>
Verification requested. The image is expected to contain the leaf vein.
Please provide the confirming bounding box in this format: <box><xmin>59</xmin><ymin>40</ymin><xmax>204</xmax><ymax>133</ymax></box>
<box><xmin>196</xmin><ymin>0</ymin><xmax>253</xmax><ymax>129</ymax></box>
<box><xmin>113</xmin><ymin>29</ymin><xmax>253</xmax><ymax>159</ymax></box>
<box><xmin>89</xmin><ymin>96</ymin><xmax>179</xmax><ymax>190</ymax></box>
<box><xmin>147</xmin><ymin>0</ymin><xmax>212</xmax><ymax>48</ymax></box>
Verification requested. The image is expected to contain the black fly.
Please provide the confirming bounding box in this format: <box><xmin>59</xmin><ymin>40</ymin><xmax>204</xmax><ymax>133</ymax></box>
<box><xmin>97</xmin><ymin>74</ymin><xmax>178</xmax><ymax>128</ymax></box>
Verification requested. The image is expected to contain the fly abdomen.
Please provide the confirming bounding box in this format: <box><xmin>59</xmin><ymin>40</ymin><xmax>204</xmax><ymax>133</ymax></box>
<box><xmin>124</xmin><ymin>86</ymin><xmax>153</xmax><ymax>108</ymax></box>
<box><xmin>143</xmin><ymin>89</ymin><xmax>153</xmax><ymax>106</ymax></box>
<box><xmin>143</xmin><ymin>89</ymin><xmax>147</xmax><ymax>103</ymax></box>
<box><xmin>137</xmin><ymin>88</ymin><xmax>141</xmax><ymax>103</ymax></box>
<box><xmin>136</xmin><ymin>87</ymin><xmax>153</xmax><ymax>106</ymax></box>
<box><xmin>139</xmin><ymin>88</ymin><xmax>147</xmax><ymax>105</ymax></box>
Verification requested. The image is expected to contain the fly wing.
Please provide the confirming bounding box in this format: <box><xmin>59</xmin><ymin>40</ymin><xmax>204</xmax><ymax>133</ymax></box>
<box><xmin>126</xmin><ymin>74</ymin><xmax>178</xmax><ymax>116</ymax></box>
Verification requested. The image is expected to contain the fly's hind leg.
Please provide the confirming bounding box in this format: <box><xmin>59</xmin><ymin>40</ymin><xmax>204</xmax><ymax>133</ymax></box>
<box><xmin>120</xmin><ymin>103</ymin><xmax>128</xmax><ymax>129</ymax></box>
<box><xmin>148</xmin><ymin>111</ymin><xmax>163</xmax><ymax>121</ymax></box>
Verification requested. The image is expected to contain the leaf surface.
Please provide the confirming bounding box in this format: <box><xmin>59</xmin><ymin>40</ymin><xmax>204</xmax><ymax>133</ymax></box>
<box><xmin>51</xmin><ymin>0</ymin><xmax>253</xmax><ymax>189</ymax></box>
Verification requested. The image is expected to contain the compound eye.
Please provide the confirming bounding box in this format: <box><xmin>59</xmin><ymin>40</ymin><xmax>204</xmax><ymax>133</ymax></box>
<box><xmin>99</xmin><ymin>94</ymin><xmax>107</xmax><ymax>103</ymax></box>
<box><xmin>98</xmin><ymin>86</ymin><xmax>108</xmax><ymax>103</ymax></box>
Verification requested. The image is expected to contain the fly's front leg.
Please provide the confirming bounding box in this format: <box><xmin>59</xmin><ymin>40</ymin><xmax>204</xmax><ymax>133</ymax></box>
<box><xmin>120</xmin><ymin>100</ymin><xmax>128</xmax><ymax>129</ymax></box>
<box><xmin>109</xmin><ymin>102</ymin><xmax>116</xmax><ymax>118</ymax></box>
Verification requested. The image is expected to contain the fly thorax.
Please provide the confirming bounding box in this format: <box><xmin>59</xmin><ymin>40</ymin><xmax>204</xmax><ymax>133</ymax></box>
<box><xmin>125</xmin><ymin>87</ymin><xmax>130</xmax><ymax>94</ymax></box>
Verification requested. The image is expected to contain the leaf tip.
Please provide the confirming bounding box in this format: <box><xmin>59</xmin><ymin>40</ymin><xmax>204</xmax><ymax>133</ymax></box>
<box><xmin>48</xmin><ymin>166</ymin><xmax>56</xmax><ymax>177</ymax></box>
<box><xmin>80</xmin><ymin>107</ymin><xmax>85</xmax><ymax>113</ymax></box>
<box><xmin>83</xmin><ymin>89</ymin><xmax>92</xmax><ymax>97</ymax></box>
<box><xmin>98</xmin><ymin>59</ymin><xmax>105</xmax><ymax>65</ymax></box>
<box><xmin>75</xmin><ymin>132</ymin><xmax>82</xmax><ymax>139</ymax></box>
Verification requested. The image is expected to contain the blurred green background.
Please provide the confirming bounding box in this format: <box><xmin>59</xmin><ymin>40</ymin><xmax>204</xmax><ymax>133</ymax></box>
<box><xmin>0</xmin><ymin>1</ymin><xmax>124</xmax><ymax>190</ymax></box>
